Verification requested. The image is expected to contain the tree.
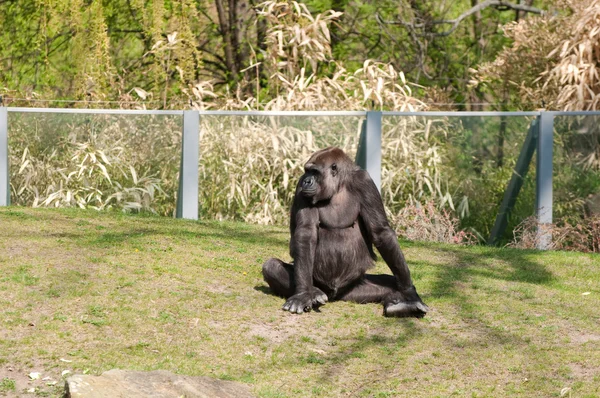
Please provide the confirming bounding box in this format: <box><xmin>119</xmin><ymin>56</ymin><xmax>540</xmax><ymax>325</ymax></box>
<box><xmin>473</xmin><ymin>0</ymin><xmax>600</xmax><ymax>111</ymax></box>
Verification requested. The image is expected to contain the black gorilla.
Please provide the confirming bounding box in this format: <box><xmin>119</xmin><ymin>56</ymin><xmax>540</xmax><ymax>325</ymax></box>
<box><xmin>262</xmin><ymin>147</ymin><xmax>428</xmax><ymax>318</ymax></box>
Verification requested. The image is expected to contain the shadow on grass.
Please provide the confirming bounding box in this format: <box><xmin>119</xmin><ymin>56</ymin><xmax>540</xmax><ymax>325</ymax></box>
<box><xmin>412</xmin><ymin>242</ymin><xmax>555</xmax><ymax>299</ymax></box>
<box><xmin>5</xmin><ymin>218</ymin><xmax>289</xmax><ymax>250</ymax></box>
<box><xmin>87</xmin><ymin>223</ymin><xmax>289</xmax><ymax>248</ymax></box>
<box><xmin>298</xmin><ymin>242</ymin><xmax>556</xmax><ymax>391</ymax></box>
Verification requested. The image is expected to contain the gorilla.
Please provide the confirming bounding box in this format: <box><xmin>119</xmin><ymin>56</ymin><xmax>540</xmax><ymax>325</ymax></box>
<box><xmin>262</xmin><ymin>147</ymin><xmax>428</xmax><ymax>318</ymax></box>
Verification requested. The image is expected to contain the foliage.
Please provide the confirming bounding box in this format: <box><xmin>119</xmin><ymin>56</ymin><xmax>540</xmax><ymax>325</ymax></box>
<box><xmin>303</xmin><ymin>0</ymin><xmax>523</xmax><ymax>109</ymax></box>
<box><xmin>473</xmin><ymin>3</ymin><xmax>567</xmax><ymax>110</ymax></box>
<box><xmin>189</xmin><ymin>1</ymin><xmax>426</xmax><ymax>111</ymax></box>
<box><xmin>0</xmin><ymin>0</ymin><xmax>203</xmax><ymax>107</ymax></box>
<box><xmin>474</xmin><ymin>0</ymin><xmax>600</xmax><ymax>112</ymax></box>
<box><xmin>545</xmin><ymin>0</ymin><xmax>600</xmax><ymax>110</ymax></box>
<box><xmin>9</xmin><ymin>113</ymin><xmax>181</xmax><ymax>216</ymax></box>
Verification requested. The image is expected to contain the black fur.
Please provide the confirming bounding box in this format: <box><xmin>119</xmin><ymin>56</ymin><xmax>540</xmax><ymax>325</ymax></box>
<box><xmin>262</xmin><ymin>147</ymin><xmax>428</xmax><ymax>318</ymax></box>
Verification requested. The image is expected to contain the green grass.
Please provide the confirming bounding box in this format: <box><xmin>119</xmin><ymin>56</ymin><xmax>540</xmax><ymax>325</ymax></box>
<box><xmin>0</xmin><ymin>378</ymin><xmax>16</xmax><ymax>393</ymax></box>
<box><xmin>0</xmin><ymin>207</ymin><xmax>599</xmax><ymax>397</ymax></box>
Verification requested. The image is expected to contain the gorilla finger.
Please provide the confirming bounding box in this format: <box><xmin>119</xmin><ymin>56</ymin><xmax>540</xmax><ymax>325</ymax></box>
<box><xmin>288</xmin><ymin>301</ymin><xmax>299</xmax><ymax>313</ymax></box>
<box><xmin>416</xmin><ymin>302</ymin><xmax>429</xmax><ymax>313</ymax></box>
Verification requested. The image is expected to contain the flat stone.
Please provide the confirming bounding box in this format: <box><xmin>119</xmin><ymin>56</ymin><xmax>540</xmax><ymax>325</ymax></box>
<box><xmin>65</xmin><ymin>369</ymin><xmax>255</xmax><ymax>398</ymax></box>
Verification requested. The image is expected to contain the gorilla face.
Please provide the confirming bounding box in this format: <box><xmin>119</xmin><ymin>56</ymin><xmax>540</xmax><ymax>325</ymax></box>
<box><xmin>299</xmin><ymin>149</ymin><xmax>344</xmax><ymax>204</ymax></box>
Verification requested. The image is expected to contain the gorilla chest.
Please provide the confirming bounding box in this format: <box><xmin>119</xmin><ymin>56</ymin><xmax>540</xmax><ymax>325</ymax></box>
<box><xmin>312</xmin><ymin>191</ymin><xmax>372</xmax><ymax>289</ymax></box>
<box><xmin>317</xmin><ymin>190</ymin><xmax>359</xmax><ymax>229</ymax></box>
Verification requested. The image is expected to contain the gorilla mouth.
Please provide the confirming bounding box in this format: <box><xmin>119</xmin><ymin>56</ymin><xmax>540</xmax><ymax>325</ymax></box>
<box><xmin>301</xmin><ymin>187</ymin><xmax>317</xmax><ymax>196</ymax></box>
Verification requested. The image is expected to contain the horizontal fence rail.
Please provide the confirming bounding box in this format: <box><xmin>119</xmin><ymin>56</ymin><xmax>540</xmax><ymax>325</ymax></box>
<box><xmin>6</xmin><ymin>107</ymin><xmax>185</xmax><ymax>115</ymax></box>
<box><xmin>3</xmin><ymin>107</ymin><xmax>600</xmax><ymax>249</ymax></box>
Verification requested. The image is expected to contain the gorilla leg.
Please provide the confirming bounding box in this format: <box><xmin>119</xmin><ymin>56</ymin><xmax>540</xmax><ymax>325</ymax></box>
<box><xmin>336</xmin><ymin>274</ymin><xmax>397</xmax><ymax>303</ymax></box>
<box><xmin>262</xmin><ymin>258</ymin><xmax>295</xmax><ymax>298</ymax></box>
<box><xmin>338</xmin><ymin>274</ymin><xmax>429</xmax><ymax>318</ymax></box>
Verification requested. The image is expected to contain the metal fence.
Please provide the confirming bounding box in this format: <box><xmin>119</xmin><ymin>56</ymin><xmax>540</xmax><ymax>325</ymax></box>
<box><xmin>2</xmin><ymin>107</ymin><xmax>600</xmax><ymax>249</ymax></box>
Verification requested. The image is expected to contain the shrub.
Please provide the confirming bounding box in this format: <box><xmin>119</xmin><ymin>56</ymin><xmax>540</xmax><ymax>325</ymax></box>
<box><xmin>389</xmin><ymin>201</ymin><xmax>476</xmax><ymax>245</ymax></box>
<box><xmin>509</xmin><ymin>215</ymin><xmax>600</xmax><ymax>253</ymax></box>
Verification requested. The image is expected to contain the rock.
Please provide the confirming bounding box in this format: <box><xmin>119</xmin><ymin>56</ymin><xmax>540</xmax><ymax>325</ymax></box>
<box><xmin>65</xmin><ymin>369</ymin><xmax>255</xmax><ymax>398</ymax></box>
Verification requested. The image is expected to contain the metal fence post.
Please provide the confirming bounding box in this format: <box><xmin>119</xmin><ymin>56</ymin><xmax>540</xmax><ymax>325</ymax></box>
<box><xmin>488</xmin><ymin>118</ymin><xmax>538</xmax><ymax>246</ymax></box>
<box><xmin>536</xmin><ymin>111</ymin><xmax>554</xmax><ymax>250</ymax></box>
<box><xmin>364</xmin><ymin>111</ymin><xmax>382</xmax><ymax>192</ymax></box>
<box><xmin>0</xmin><ymin>107</ymin><xmax>9</xmax><ymax>206</ymax></box>
<box><xmin>176</xmin><ymin>110</ymin><xmax>199</xmax><ymax>220</ymax></box>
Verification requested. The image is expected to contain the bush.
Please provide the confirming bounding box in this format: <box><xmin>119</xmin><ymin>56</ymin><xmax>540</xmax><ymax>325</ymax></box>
<box><xmin>389</xmin><ymin>201</ymin><xmax>476</xmax><ymax>245</ymax></box>
<box><xmin>510</xmin><ymin>215</ymin><xmax>600</xmax><ymax>253</ymax></box>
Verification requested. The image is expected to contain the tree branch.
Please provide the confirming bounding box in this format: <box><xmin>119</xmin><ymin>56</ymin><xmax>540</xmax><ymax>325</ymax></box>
<box><xmin>380</xmin><ymin>1</ymin><xmax>545</xmax><ymax>37</ymax></box>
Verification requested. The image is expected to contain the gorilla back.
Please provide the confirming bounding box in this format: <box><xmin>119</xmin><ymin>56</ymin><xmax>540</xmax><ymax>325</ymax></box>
<box><xmin>262</xmin><ymin>147</ymin><xmax>429</xmax><ymax>318</ymax></box>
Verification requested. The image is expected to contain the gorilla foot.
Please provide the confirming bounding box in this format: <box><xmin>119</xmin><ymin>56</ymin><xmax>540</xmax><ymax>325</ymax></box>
<box><xmin>384</xmin><ymin>300</ymin><xmax>429</xmax><ymax>318</ymax></box>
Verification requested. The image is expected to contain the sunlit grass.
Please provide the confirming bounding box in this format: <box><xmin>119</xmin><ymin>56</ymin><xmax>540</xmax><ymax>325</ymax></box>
<box><xmin>0</xmin><ymin>207</ymin><xmax>599</xmax><ymax>397</ymax></box>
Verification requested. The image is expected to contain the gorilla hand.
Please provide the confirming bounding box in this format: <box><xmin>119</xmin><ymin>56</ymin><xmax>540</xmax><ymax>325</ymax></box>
<box><xmin>282</xmin><ymin>287</ymin><xmax>328</xmax><ymax>314</ymax></box>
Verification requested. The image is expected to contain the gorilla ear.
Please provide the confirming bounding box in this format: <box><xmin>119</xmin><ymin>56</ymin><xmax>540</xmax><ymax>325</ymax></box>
<box><xmin>331</xmin><ymin>163</ymin><xmax>338</xmax><ymax>176</ymax></box>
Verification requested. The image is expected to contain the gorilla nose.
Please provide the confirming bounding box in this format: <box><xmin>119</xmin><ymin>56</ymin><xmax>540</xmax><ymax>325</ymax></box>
<box><xmin>302</xmin><ymin>175</ymin><xmax>315</xmax><ymax>189</ymax></box>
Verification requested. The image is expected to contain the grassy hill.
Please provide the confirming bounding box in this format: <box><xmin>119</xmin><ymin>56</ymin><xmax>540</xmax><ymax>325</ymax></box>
<box><xmin>0</xmin><ymin>208</ymin><xmax>599</xmax><ymax>397</ymax></box>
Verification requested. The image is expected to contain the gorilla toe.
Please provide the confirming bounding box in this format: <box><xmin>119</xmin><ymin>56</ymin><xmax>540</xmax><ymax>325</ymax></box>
<box><xmin>384</xmin><ymin>301</ymin><xmax>429</xmax><ymax>318</ymax></box>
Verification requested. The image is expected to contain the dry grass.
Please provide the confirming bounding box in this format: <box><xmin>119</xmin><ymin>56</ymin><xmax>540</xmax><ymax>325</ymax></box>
<box><xmin>9</xmin><ymin>113</ymin><xmax>181</xmax><ymax>216</ymax></box>
<box><xmin>1</xmin><ymin>207</ymin><xmax>600</xmax><ymax>397</ymax></box>
<box><xmin>545</xmin><ymin>0</ymin><xmax>600</xmax><ymax>111</ymax></box>
<box><xmin>8</xmin><ymin>112</ymin><xmax>451</xmax><ymax>228</ymax></box>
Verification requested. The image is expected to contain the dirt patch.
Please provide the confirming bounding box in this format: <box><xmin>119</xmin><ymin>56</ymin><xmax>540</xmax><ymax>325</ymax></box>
<box><xmin>570</xmin><ymin>332</ymin><xmax>600</xmax><ymax>344</ymax></box>
<box><xmin>569</xmin><ymin>362</ymin><xmax>600</xmax><ymax>379</ymax></box>
<box><xmin>244</xmin><ymin>314</ymin><xmax>304</xmax><ymax>344</ymax></box>
<box><xmin>0</xmin><ymin>363</ymin><xmax>64</xmax><ymax>397</ymax></box>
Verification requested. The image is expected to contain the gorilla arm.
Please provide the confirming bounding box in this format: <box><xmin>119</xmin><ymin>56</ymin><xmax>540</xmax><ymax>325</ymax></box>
<box><xmin>284</xmin><ymin>196</ymin><xmax>328</xmax><ymax>314</ymax></box>
<box><xmin>353</xmin><ymin>170</ymin><xmax>422</xmax><ymax>302</ymax></box>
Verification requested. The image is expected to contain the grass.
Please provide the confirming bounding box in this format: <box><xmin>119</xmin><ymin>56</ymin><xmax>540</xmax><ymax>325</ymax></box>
<box><xmin>0</xmin><ymin>207</ymin><xmax>599</xmax><ymax>397</ymax></box>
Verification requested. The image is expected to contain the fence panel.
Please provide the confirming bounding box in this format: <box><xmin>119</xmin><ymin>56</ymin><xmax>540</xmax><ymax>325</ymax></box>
<box><xmin>176</xmin><ymin>110</ymin><xmax>199</xmax><ymax>220</ymax></box>
<box><xmin>6</xmin><ymin>110</ymin><xmax>183</xmax><ymax>216</ymax></box>
<box><xmin>3</xmin><ymin>107</ymin><xmax>600</xmax><ymax>250</ymax></box>
<box><xmin>196</xmin><ymin>113</ymin><xmax>365</xmax><ymax>224</ymax></box>
<box><xmin>380</xmin><ymin>113</ymin><xmax>537</xmax><ymax>244</ymax></box>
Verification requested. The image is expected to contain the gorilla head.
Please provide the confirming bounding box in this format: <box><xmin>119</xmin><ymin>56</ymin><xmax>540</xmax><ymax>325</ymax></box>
<box><xmin>299</xmin><ymin>147</ymin><xmax>355</xmax><ymax>204</ymax></box>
